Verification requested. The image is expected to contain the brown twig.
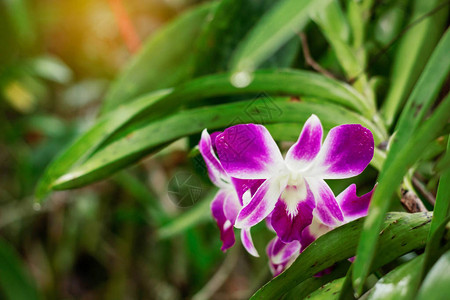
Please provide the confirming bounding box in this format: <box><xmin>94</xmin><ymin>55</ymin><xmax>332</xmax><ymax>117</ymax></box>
<box><xmin>400</xmin><ymin>188</ymin><xmax>428</xmax><ymax>213</ymax></box>
<box><xmin>108</xmin><ymin>0</ymin><xmax>141</xmax><ymax>54</ymax></box>
<box><xmin>298</xmin><ymin>33</ymin><xmax>337</xmax><ymax>79</ymax></box>
<box><xmin>412</xmin><ymin>175</ymin><xmax>436</xmax><ymax>206</ymax></box>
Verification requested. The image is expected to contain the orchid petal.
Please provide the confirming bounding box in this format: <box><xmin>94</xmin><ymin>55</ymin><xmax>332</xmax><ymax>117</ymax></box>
<box><xmin>241</xmin><ymin>228</ymin><xmax>259</xmax><ymax>257</ymax></box>
<box><xmin>305</xmin><ymin>124</ymin><xmax>374</xmax><ymax>179</ymax></box>
<box><xmin>300</xmin><ymin>217</ymin><xmax>332</xmax><ymax>251</ymax></box>
<box><xmin>223</xmin><ymin>192</ymin><xmax>241</xmax><ymax>224</ymax></box>
<box><xmin>235</xmin><ymin>177</ymin><xmax>287</xmax><ymax>229</ymax></box>
<box><xmin>267</xmin><ymin>237</ymin><xmax>300</xmax><ymax>276</ymax></box>
<box><xmin>337</xmin><ymin>184</ymin><xmax>375</xmax><ymax>222</ymax></box>
<box><xmin>215</xmin><ymin>124</ymin><xmax>284</xmax><ymax>179</ymax></box>
<box><xmin>306</xmin><ymin>178</ymin><xmax>344</xmax><ymax>226</ymax></box>
<box><xmin>265</xmin><ymin>212</ymin><xmax>275</xmax><ymax>232</ymax></box>
<box><xmin>210</xmin><ymin>190</ymin><xmax>236</xmax><ymax>251</ymax></box>
<box><xmin>231</xmin><ymin>178</ymin><xmax>265</xmax><ymax>206</ymax></box>
<box><xmin>271</xmin><ymin>191</ymin><xmax>315</xmax><ymax>243</ymax></box>
<box><xmin>286</xmin><ymin>114</ymin><xmax>323</xmax><ymax>171</ymax></box>
<box><xmin>210</xmin><ymin>131</ymin><xmax>222</xmax><ymax>150</ymax></box>
<box><xmin>199</xmin><ymin>129</ymin><xmax>229</xmax><ymax>188</ymax></box>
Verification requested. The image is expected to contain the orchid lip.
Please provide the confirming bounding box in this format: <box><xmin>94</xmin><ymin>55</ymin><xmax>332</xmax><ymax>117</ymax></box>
<box><xmin>280</xmin><ymin>174</ymin><xmax>307</xmax><ymax>218</ymax></box>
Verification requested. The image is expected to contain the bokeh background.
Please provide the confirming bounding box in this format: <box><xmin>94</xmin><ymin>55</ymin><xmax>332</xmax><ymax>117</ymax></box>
<box><xmin>0</xmin><ymin>1</ymin><xmax>249</xmax><ymax>299</ymax></box>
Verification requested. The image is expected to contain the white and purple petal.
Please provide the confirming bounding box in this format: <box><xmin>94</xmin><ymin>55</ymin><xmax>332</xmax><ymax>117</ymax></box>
<box><xmin>211</xmin><ymin>190</ymin><xmax>236</xmax><ymax>251</ymax></box>
<box><xmin>337</xmin><ymin>184</ymin><xmax>375</xmax><ymax>222</ymax></box>
<box><xmin>305</xmin><ymin>178</ymin><xmax>344</xmax><ymax>226</ymax></box>
<box><xmin>300</xmin><ymin>217</ymin><xmax>332</xmax><ymax>251</ymax></box>
<box><xmin>231</xmin><ymin>178</ymin><xmax>265</xmax><ymax>206</ymax></box>
<box><xmin>223</xmin><ymin>191</ymin><xmax>242</xmax><ymax>225</ymax></box>
<box><xmin>267</xmin><ymin>237</ymin><xmax>301</xmax><ymax>276</ymax></box>
<box><xmin>305</xmin><ymin>124</ymin><xmax>374</xmax><ymax>179</ymax></box>
<box><xmin>286</xmin><ymin>114</ymin><xmax>323</xmax><ymax>171</ymax></box>
<box><xmin>199</xmin><ymin>129</ymin><xmax>229</xmax><ymax>188</ymax></box>
<box><xmin>234</xmin><ymin>177</ymin><xmax>287</xmax><ymax>229</ymax></box>
<box><xmin>241</xmin><ymin>228</ymin><xmax>259</xmax><ymax>257</ymax></box>
<box><xmin>215</xmin><ymin>124</ymin><xmax>284</xmax><ymax>179</ymax></box>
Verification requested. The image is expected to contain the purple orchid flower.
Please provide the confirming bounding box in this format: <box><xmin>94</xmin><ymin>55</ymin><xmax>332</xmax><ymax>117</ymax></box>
<box><xmin>267</xmin><ymin>184</ymin><xmax>375</xmax><ymax>276</ymax></box>
<box><xmin>199</xmin><ymin>129</ymin><xmax>262</xmax><ymax>257</ymax></box>
<box><xmin>214</xmin><ymin>115</ymin><xmax>374</xmax><ymax>243</ymax></box>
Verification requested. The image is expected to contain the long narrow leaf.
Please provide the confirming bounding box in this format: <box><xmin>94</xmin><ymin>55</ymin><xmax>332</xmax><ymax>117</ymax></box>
<box><xmin>367</xmin><ymin>255</ymin><xmax>424</xmax><ymax>300</ymax></box>
<box><xmin>35</xmin><ymin>89</ymin><xmax>171</xmax><ymax>200</ymax></box>
<box><xmin>53</xmin><ymin>98</ymin><xmax>382</xmax><ymax>190</ymax></box>
<box><xmin>352</xmin><ymin>29</ymin><xmax>450</xmax><ymax>295</ymax></box>
<box><xmin>0</xmin><ymin>239</ymin><xmax>41</xmax><ymax>300</ymax></box>
<box><xmin>229</xmin><ymin>0</ymin><xmax>331</xmax><ymax>77</ymax></box>
<box><xmin>416</xmin><ymin>249</ymin><xmax>450</xmax><ymax>300</ymax></box>
<box><xmin>380</xmin><ymin>0</ymin><xmax>448</xmax><ymax>128</ymax></box>
<box><xmin>429</xmin><ymin>137</ymin><xmax>450</xmax><ymax>236</ymax></box>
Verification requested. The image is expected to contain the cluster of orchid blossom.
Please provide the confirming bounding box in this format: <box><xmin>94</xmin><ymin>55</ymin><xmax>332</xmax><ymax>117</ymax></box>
<box><xmin>199</xmin><ymin>115</ymin><xmax>375</xmax><ymax>276</ymax></box>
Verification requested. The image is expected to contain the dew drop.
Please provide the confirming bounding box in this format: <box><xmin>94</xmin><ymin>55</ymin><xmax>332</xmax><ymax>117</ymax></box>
<box><xmin>231</xmin><ymin>71</ymin><xmax>253</xmax><ymax>88</ymax></box>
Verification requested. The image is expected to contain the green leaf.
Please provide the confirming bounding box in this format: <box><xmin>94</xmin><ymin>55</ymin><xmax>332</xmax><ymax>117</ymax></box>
<box><xmin>100</xmin><ymin>2</ymin><xmax>216</xmax><ymax>114</ymax></box>
<box><xmin>353</xmin><ymin>93</ymin><xmax>450</xmax><ymax>295</ymax></box>
<box><xmin>429</xmin><ymin>137</ymin><xmax>450</xmax><ymax>236</ymax></box>
<box><xmin>3</xmin><ymin>0</ymin><xmax>35</xmax><ymax>48</ymax></box>
<box><xmin>156</xmin><ymin>70</ymin><xmax>374</xmax><ymax>117</ymax></box>
<box><xmin>282</xmin><ymin>261</ymin><xmax>350</xmax><ymax>300</ymax></box>
<box><xmin>229</xmin><ymin>0</ymin><xmax>331</xmax><ymax>77</ymax></box>
<box><xmin>352</xmin><ymin>29</ymin><xmax>450</xmax><ymax>295</ymax></box>
<box><xmin>192</xmin><ymin>0</ymin><xmax>298</xmax><ymax>76</ymax></box>
<box><xmin>417</xmin><ymin>139</ymin><xmax>450</xmax><ymax>286</ymax></box>
<box><xmin>250</xmin><ymin>212</ymin><xmax>432</xmax><ymax>299</ymax></box>
<box><xmin>35</xmin><ymin>89</ymin><xmax>171</xmax><ymax>200</ymax></box>
<box><xmin>0</xmin><ymin>239</ymin><xmax>41</xmax><ymax>300</ymax></box>
<box><xmin>52</xmin><ymin>97</ymin><xmax>382</xmax><ymax>190</ymax></box>
<box><xmin>311</xmin><ymin>0</ymin><xmax>376</xmax><ymax>109</ymax></box>
<box><xmin>416</xmin><ymin>249</ymin><xmax>450</xmax><ymax>300</ymax></box>
<box><xmin>380</xmin><ymin>0</ymin><xmax>449</xmax><ymax>128</ymax></box>
<box><xmin>312</xmin><ymin>0</ymin><xmax>361</xmax><ymax>79</ymax></box>
<box><xmin>306</xmin><ymin>277</ymin><xmax>345</xmax><ymax>300</ymax></box>
<box><xmin>367</xmin><ymin>255</ymin><xmax>424</xmax><ymax>300</ymax></box>
<box><xmin>419</xmin><ymin>215</ymin><xmax>450</xmax><ymax>289</ymax></box>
